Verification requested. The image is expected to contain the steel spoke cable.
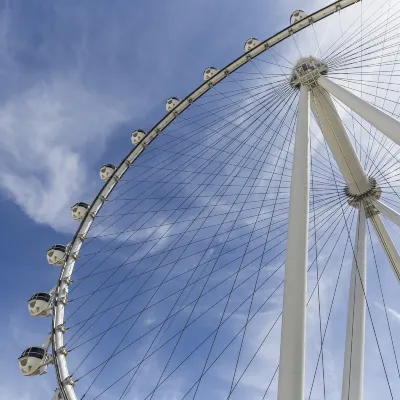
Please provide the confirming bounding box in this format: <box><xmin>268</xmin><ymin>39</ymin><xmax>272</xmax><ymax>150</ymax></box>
<box><xmin>235</xmin><ymin>207</ymin><xmax>356</xmax><ymax>400</ymax></box>
<box><xmin>71</xmin><ymin>203</ymin><xmax>295</xmax><ymax>290</ymax></box>
<box><xmin>77</xmin><ymin>198</ymin><xmax>294</xmax><ymax>262</ymax></box>
<box><xmin>69</xmin><ymin>97</ymin><xmax>300</xmax><ymax>306</ymax></box>
<box><xmin>328</xmin><ymin>35</ymin><xmax>400</xmax><ymax>74</ymax></box>
<box><xmin>153</xmin><ymin>203</ymin><xmax>355</xmax><ymax>400</ymax></box>
<box><xmin>69</xmin><ymin>191</ymin><xmax>346</xmax><ymax>315</ymax></box>
<box><xmin>308</xmin><ymin>208</ymin><xmax>356</xmax><ymax>398</ymax></box>
<box><xmin>68</xmin><ymin>187</ymin><xmax>348</xmax><ymax>361</ymax></box>
<box><xmin>324</xmin><ymin>78</ymin><xmax>400</xmax><ymax>107</ymax></box>
<box><xmin>109</xmin><ymin>195</ymin><xmax>350</xmax><ymax>400</ymax></box>
<box><xmin>319</xmin><ymin>110</ymin><xmax>395</xmax><ymax>399</ymax></box>
<box><xmin>251</xmin><ymin>57</ymin><xmax>293</xmax><ymax>70</ymax></box>
<box><xmin>310</xmin><ymin>138</ymin><xmax>327</xmax><ymax>399</ymax></box>
<box><xmin>189</xmin><ymin>86</ymin><xmax>298</xmax><ymax>400</ymax></box>
<box><xmin>85</xmin><ymin>83</ymin><xmax>295</xmax><ymax>231</ymax></box>
<box><xmin>327</xmin><ymin>28</ymin><xmax>400</xmax><ymax>72</ymax></box>
<box><xmin>90</xmin><ymin>264</ymin><xmax>287</xmax><ymax>400</ymax></box>
<box><xmin>359</xmin><ymin>1</ymin><xmax>393</xmax><ymax>173</ymax></box>
<box><xmin>325</xmin><ymin>6</ymin><xmax>400</xmax><ymax>68</ymax></box>
<box><xmin>108</xmin><ymin>93</ymin><xmax>299</xmax><ymax>400</ymax></box>
<box><xmin>365</xmin><ymin>39</ymin><xmax>400</xmax><ymax>172</ymax></box>
<box><xmin>81</xmin><ymin>81</ymin><xmax>293</xmax><ymax>242</ymax></box>
<box><xmin>313</xmin><ymin>88</ymin><xmax>400</xmax><ymax>193</ymax></box>
<box><xmin>367</xmin><ymin>218</ymin><xmax>400</xmax><ymax>382</ymax></box>
<box><xmin>67</xmin><ymin>129</ymin><xmax>296</xmax><ymax>356</ymax></box>
<box><xmin>66</xmin><ymin>88</ymin><xmax>299</xmax><ymax>354</ymax></box>
<box><xmin>69</xmin><ymin>184</ymin><xmax>344</xmax><ymax>300</ymax></box>
<box><xmin>266</xmin><ymin>207</ymin><xmax>358</xmax><ymax>400</ymax></box>
<box><xmin>327</xmin><ymin>76</ymin><xmax>400</xmax><ymax>98</ymax></box>
<box><xmin>119</xmin><ymin>93</ymin><xmax>344</xmax><ymax>194</ymax></box>
<box><xmin>71</xmin><ymin>85</ymin><xmax>297</xmax><ymax>278</ymax></box>
<box><xmin>329</xmin><ymin>60</ymin><xmax>400</xmax><ymax>74</ymax></box>
<box><xmin>321</xmin><ymin>0</ymin><xmax>393</xmax><ymax>62</ymax></box>
<box><xmin>312</xmin><ymin>86</ymin><xmax>370</xmax><ymax>195</ymax></box>
<box><xmin>326</xmin><ymin>97</ymin><xmax>400</xmax><ymax>209</ymax></box>
<box><xmin>72</xmin><ymin>198</ymin><xmax>352</xmax><ymax>389</ymax></box>
<box><xmin>67</xmin><ymin>191</ymin><xmax>346</xmax><ymax>331</ymax></box>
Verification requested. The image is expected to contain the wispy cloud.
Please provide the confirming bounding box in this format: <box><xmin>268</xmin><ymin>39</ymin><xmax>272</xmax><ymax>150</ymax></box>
<box><xmin>0</xmin><ymin>76</ymin><xmax>129</xmax><ymax>232</ymax></box>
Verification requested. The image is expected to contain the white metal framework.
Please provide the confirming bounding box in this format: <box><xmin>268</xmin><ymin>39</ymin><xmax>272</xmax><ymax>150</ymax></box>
<box><xmin>277</xmin><ymin>85</ymin><xmax>310</xmax><ymax>400</ymax></box>
<box><xmin>19</xmin><ymin>0</ymin><xmax>400</xmax><ymax>398</ymax></box>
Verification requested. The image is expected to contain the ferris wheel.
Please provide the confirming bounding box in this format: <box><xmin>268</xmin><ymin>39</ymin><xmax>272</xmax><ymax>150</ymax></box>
<box><xmin>17</xmin><ymin>0</ymin><xmax>400</xmax><ymax>398</ymax></box>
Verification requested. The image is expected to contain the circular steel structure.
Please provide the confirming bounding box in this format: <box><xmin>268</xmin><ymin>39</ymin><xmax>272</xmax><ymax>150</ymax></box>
<box><xmin>18</xmin><ymin>0</ymin><xmax>400</xmax><ymax>398</ymax></box>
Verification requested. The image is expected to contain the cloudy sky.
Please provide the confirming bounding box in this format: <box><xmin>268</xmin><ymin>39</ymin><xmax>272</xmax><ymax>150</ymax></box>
<box><xmin>2</xmin><ymin>0</ymin><xmax>400</xmax><ymax>399</ymax></box>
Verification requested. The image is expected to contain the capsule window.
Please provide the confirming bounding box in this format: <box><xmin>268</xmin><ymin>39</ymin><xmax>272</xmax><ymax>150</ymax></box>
<box><xmin>20</xmin><ymin>347</ymin><xmax>45</xmax><ymax>359</ymax></box>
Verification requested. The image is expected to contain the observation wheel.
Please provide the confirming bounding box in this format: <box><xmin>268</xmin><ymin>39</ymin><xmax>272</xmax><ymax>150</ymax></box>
<box><xmin>18</xmin><ymin>0</ymin><xmax>400</xmax><ymax>399</ymax></box>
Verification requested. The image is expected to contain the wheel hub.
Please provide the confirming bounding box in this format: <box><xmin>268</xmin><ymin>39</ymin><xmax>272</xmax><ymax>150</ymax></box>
<box><xmin>290</xmin><ymin>56</ymin><xmax>328</xmax><ymax>88</ymax></box>
<box><xmin>345</xmin><ymin>177</ymin><xmax>382</xmax><ymax>217</ymax></box>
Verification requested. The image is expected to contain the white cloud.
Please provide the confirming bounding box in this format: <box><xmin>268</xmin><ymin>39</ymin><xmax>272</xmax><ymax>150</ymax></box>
<box><xmin>384</xmin><ymin>306</ymin><xmax>400</xmax><ymax>323</ymax></box>
<box><xmin>0</xmin><ymin>76</ymin><xmax>129</xmax><ymax>232</ymax></box>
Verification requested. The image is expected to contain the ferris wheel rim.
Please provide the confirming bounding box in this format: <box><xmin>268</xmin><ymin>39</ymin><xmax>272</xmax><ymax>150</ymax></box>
<box><xmin>50</xmin><ymin>1</ymin><xmax>363</xmax><ymax>398</ymax></box>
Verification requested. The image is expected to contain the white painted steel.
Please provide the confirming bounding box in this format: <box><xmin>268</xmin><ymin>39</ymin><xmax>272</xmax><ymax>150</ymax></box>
<box><xmin>51</xmin><ymin>1</ymin><xmax>361</xmax><ymax>397</ymax></box>
<box><xmin>371</xmin><ymin>214</ymin><xmax>400</xmax><ymax>283</ymax></box>
<box><xmin>341</xmin><ymin>203</ymin><xmax>366</xmax><ymax>400</ymax></box>
<box><xmin>311</xmin><ymin>86</ymin><xmax>370</xmax><ymax>194</ymax></box>
<box><xmin>373</xmin><ymin>199</ymin><xmax>400</xmax><ymax>228</ymax></box>
<box><xmin>277</xmin><ymin>85</ymin><xmax>310</xmax><ymax>400</ymax></box>
<box><xmin>318</xmin><ymin>76</ymin><xmax>400</xmax><ymax>147</ymax></box>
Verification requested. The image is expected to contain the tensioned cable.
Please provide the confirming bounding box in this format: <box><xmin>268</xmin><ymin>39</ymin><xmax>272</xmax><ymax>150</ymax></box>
<box><xmin>319</xmin><ymin>105</ymin><xmax>395</xmax><ymax>399</ymax></box>
<box><xmin>65</xmin><ymin>89</ymin><xmax>300</xmax><ymax>354</ymax></box>
<box><xmin>73</xmin><ymin>174</ymin><xmax>348</xmax><ymax>396</ymax></box>
<box><xmin>116</xmin><ymin>88</ymin><xmax>300</xmax><ymax>399</ymax></box>
<box><xmin>66</xmin><ymin>85</ymin><xmax>304</xmax><ymax>390</ymax></box>
<box><xmin>72</xmin><ymin>160</ymin><xmax>350</xmax><ymax>396</ymax></box>
<box><xmin>367</xmin><ymin>217</ymin><xmax>400</xmax><ymax>382</ymax></box>
<box><xmin>128</xmin><ymin>92</ymin><xmax>301</xmax><ymax>400</ymax></box>
<box><xmin>70</xmin><ymin>84</ymin><xmax>297</xmax><ymax>285</ymax></box>
<box><xmin>72</xmin><ymin>195</ymin><xmax>352</xmax><ymax>391</ymax></box>
<box><xmin>67</xmin><ymin>192</ymin><xmax>347</xmax><ymax>343</ymax></box>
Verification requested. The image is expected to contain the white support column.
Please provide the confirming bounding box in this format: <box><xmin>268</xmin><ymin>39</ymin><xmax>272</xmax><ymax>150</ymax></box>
<box><xmin>277</xmin><ymin>85</ymin><xmax>310</xmax><ymax>400</ymax></box>
<box><xmin>311</xmin><ymin>86</ymin><xmax>370</xmax><ymax>195</ymax></box>
<box><xmin>318</xmin><ymin>76</ymin><xmax>400</xmax><ymax>147</ymax></box>
<box><xmin>371</xmin><ymin>214</ymin><xmax>400</xmax><ymax>283</ymax></box>
<box><xmin>373</xmin><ymin>199</ymin><xmax>400</xmax><ymax>228</ymax></box>
<box><xmin>341</xmin><ymin>203</ymin><xmax>366</xmax><ymax>400</ymax></box>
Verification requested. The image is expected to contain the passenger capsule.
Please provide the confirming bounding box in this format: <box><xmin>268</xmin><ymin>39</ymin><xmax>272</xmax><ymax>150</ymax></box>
<box><xmin>18</xmin><ymin>347</ymin><xmax>48</xmax><ymax>376</ymax></box>
<box><xmin>203</xmin><ymin>67</ymin><xmax>219</xmax><ymax>81</ymax></box>
<box><xmin>71</xmin><ymin>202</ymin><xmax>89</xmax><ymax>221</ymax></box>
<box><xmin>290</xmin><ymin>10</ymin><xmax>307</xmax><ymax>24</ymax></box>
<box><xmin>166</xmin><ymin>97</ymin><xmax>180</xmax><ymax>112</ymax></box>
<box><xmin>245</xmin><ymin>38</ymin><xmax>261</xmax><ymax>52</ymax></box>
<box><xmin>131</xmin><ymin>129</ymin><xmax>146</xmax><ymax>145</ymax></box>
<box><xmin>100</xmin><ymin>164</ymin><xmax>116</xmax><ymax>181</ymax></box>
<box><xmin>52</xmin><ymin>389</ymin><xmax>62</xmax><ymax>400</ymax></box>
<box><xmin>47</xmin><ymin>244</ymin><xmax>67</xmax><ymax>266</ymax></box>
<box><xmin>28</xmin><ymin>292</ymin><xmax>52</xmax><ymax>317</ymax></box>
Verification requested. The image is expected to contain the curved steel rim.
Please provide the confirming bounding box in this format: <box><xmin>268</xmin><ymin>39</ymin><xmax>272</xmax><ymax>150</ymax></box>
<box><xmin>51</xmin><ymin>1</ymin><xmax>361</xmax><ymax>398</ymax></box>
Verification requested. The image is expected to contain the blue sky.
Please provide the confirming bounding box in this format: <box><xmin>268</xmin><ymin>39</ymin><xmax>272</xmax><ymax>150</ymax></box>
<box><xmin>3</xmin><ymin>0</ymin><xmax>400</xmax><ymax>399</ymax></box>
